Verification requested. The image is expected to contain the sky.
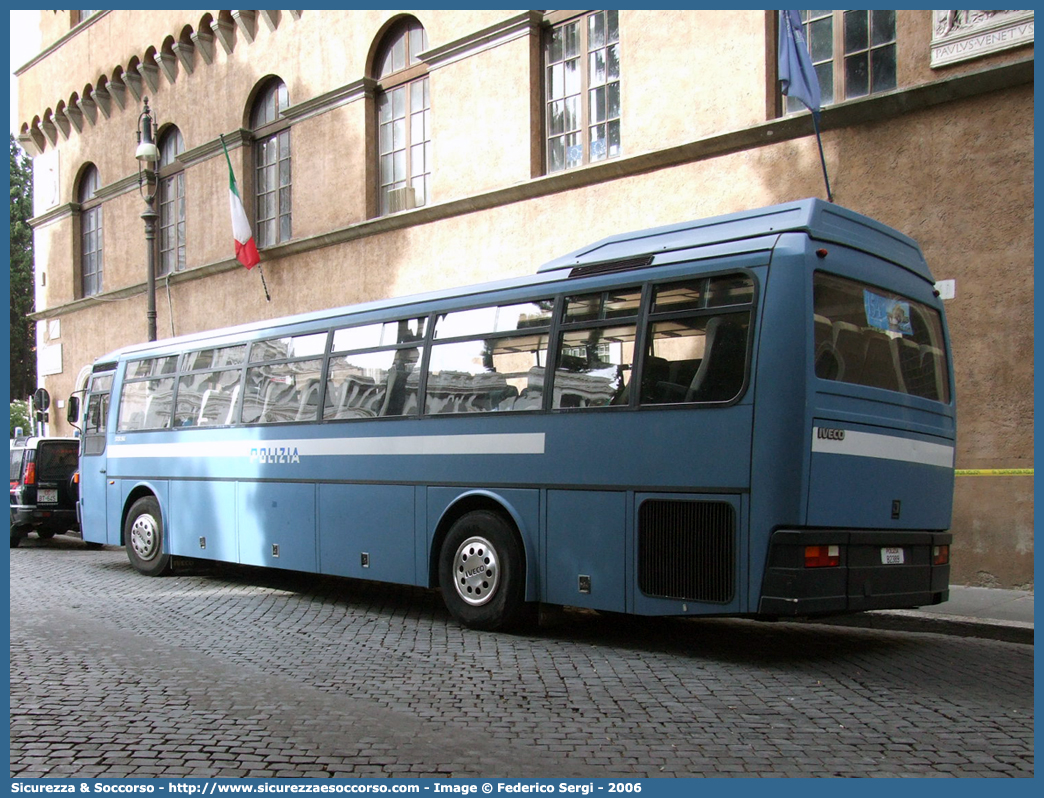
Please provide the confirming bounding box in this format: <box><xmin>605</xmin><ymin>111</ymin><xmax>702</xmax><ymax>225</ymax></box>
<box><xmin>9</xmin><ymin>9</ymin><xmax>41</xmax><ymax>137</ymax></box>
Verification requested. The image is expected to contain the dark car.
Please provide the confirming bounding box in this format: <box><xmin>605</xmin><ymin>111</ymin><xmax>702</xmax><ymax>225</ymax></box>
<box><xmin>10</xmin><ymin>436</ymin><xmax>83</xmax><ymax>548</ymax></box>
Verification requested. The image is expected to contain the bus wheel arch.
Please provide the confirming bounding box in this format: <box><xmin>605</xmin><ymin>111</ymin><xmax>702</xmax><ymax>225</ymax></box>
<box><xmin>432</xmin><ymin>495</ymin><xmax>532</xmax><ymax>631</ymax></box>
<box><xmin>122</xmin><ymin>490</ymin><xmax>171</xmax><ymax>577</ymax></box>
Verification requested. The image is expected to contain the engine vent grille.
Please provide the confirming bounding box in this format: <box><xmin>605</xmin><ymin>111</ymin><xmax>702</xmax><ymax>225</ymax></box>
<box><xmin>638</xmin><ymin>500</ymin><xmax>735</xmax><ymax>603</ymax></box>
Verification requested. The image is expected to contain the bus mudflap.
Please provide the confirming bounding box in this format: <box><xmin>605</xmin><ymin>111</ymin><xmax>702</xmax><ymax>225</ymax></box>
<box><xmin>758</xmin><ymin>529</ymin><xmax>951</xmax><ymax>617</ymax></box>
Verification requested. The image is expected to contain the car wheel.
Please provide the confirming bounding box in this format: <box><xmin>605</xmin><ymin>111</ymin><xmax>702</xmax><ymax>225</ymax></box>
<box><xmin>124</xmin><ymin>496</ymin><xmax>171</xmax><ymax>576</ymax></box>
<box><xmin>437</xmin><ymin>510</ymin><xmax>530</xmax><ymax>631</ymax></box>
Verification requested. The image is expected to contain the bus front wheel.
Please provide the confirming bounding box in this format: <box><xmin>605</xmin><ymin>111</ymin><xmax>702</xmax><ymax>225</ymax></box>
<box><xmin>124</xmin><ymin>497</ymin><xmax>171</xmax><ymax>576</ymax></box>
<box><xmin>438</xmin><ymin>510</ymin><xmax>528</xmax><ymax>631</ymax></box>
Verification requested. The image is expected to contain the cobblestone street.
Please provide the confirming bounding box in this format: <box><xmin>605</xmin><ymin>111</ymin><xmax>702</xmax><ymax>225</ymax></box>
<box><xmin>10</xmin><ymin>538</ymin><xmax>1034</xmax><ymax>778</ymax></box>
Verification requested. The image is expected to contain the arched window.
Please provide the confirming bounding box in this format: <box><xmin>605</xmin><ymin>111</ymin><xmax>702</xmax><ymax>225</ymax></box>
<box><xmin>251</xmin><ymin>79</ymin><xmax>291</xmax><ymax>247</ymax></box>
<box><xmin>157</xmin><ymin>127</ymin><xmax>186</xmax><ymax>276</ymax></box>
<box><xmin>374</xmin><ymin>19</ymin><xmax>430</xmax><ymax>215</ymax></box>
<box><xmin>78</xmin><ymin>166</ymin><xmax>103</xmax><ymax>297</ymax></box>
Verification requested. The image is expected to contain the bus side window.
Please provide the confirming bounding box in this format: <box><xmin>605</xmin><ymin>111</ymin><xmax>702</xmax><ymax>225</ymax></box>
<box><xmin>639</xmin><ymin>275</ymin><xmax>754</xmax><ymax>406</ymax></box>
<box><xmin>552</xmin><ymin>325</ymin><xmax>637</xmax><ymax>409</ymax></box>
<box><xmin>425</xmin><ymin>301</ymin><xmax>554</xmax><ymax>415</ymax></box>
<box><xmin>325</xmin><ymin>318</ymin><xmax>428</xmax><ymax>421</ymax></box>
<box><xmin>642</xmin><ymin>314</ymin><xmax>749</xmax><ymax>405</ymax></box>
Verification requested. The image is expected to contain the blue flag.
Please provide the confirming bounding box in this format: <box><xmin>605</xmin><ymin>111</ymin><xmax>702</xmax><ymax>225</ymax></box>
<box><xmin>778</xmin><ymin>9</ymin><xmax>821</xmax><ymax>115</ymax></box>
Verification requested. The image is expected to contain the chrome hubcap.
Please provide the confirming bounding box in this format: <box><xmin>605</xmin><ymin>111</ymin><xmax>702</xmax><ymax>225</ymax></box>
<box><xmin>130</xmin><ymin>513</ymin><xmax>159</xmax><ymax>561</ymax></box>
<box><xmin>453</xmin><ymin>535</ymin><xmax>499</xmax><ymax>606</ymax></box>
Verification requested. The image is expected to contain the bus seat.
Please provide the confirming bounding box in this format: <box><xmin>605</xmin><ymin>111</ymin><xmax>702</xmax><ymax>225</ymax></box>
<box><xmin>862</xmin><ymin>335</ymin><xmax>902</xmax><ymax>392</ymax></box>
<box><xmin>814</xmin><ymin>314</ymin><xmax>833</xmax><ymax>351</ymax></box>
<box><xmin>920</xmin><ymin>345</ymin><xmax>946</xmax><ymax>400</ymax></box>
<box><xmin>831</xmin><ymin>321</ymin><xmax>864</xmax><ymax>379</ymax></box>
<box><xmin>685</xmin><ymin>317</ymin><xmax>747</xmax><ymax>402</ymax></box>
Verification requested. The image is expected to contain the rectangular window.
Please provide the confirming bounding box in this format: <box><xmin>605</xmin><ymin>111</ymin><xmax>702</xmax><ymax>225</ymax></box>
<box><xmin>325</xmin><ymin>317</ymin><xmax>428</xmax><ymax>420</ymax></box>
<box><xmin>174</xmin><ymin>369</ymin><xmax>242</xmax><ymax>428</ymax></box>
<box><xmin>426</xmin><ymin>335</ymin><xmax>550</xmax><ymax>415</ymax></box>
<box><xmin>240</xmin><ymin>333</ymin><xmax>326</xmax><ymax>425</ymax></box>
<box><xmin>255</xmin><ymin>129</ymin><xmax>292</xmax><ymax>247</ymax></box>
<box><xmin>545</xmin><ymin>10</ymin><xmax>621</xmax><ymax>173</ymax></box>
<box><xmin>813</xmin><ymin>272</ymin><xmax>950</xmax><ymax>402</ymax></box>
<box><xmin>554</xmin><ymin>325</ymin><xmax>636</xmax><ymax>409</ymax></box>
<box><xmin>427</xmin><ymin>300</ymin><xmax>554</xmax><ymax>414</ymax></box>
<box><xmin>642</xmin><ymin>276</ymin><xmax>754</xmax><ymax>405</ymax></box>
<box><xmin>378</xmin><ymin>77</ymin><xmax>430</xmax><ymax>215</ymax></box>
<box><xmin>158</xmin><ymin>172</ymin><xmax>186</xmax><ymax>276</ymax></box>
<box><xmin>241</xmin><ymin>360</ymin><xmax>324</xmax><ymax>425</ymax></box>
<box><xmin>783</xmin><ymin>10</ymin><xmax>896</xmax><ymax>112</ymax></box>
<box><xmin>118</xmin><ymin>377</ymin><xmax>175</xmax><ymax>432</ymax></box>
<box><xmin>553</xmin><ymin>287</ymin><xmax>640</xmax><ymax>409</ymax></box>
<box><xmin>126</xmin><ymin>356</ymin><xmax>178</xmax><ymax>379</ymax></box>
<box><xmin>249</xmin><ymin>333</ymin><xmax>327</xmax><ymax>363</ymax></box>
<box><xmin>82</xmin><ymin>206</ymin><xmax>103</xmax><ymax>297</ymax></box>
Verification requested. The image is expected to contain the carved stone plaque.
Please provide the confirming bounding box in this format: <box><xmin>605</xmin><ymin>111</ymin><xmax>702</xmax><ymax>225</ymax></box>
<box><xmin>931</xmin><ymin>10</ymin><xmax>1034</xmax><ymax>68</ymax></box>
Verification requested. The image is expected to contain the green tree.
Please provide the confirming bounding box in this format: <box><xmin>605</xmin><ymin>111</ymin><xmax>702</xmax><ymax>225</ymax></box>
<box><xmin>10</xmin><ymin>400</ymin><xmax>30</xmax><ymax>437</ymax></box>
<box><xmin>10</xmin><ymin>134</ymin><xmax>35</xmax><ymax>401</ymax></box>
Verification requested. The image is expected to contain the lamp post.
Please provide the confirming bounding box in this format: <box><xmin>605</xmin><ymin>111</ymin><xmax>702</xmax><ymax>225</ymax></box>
<box><xmin>136</xmin><ymin>98</ymin><xmax>160</xmax><ymax>342</ymax></box>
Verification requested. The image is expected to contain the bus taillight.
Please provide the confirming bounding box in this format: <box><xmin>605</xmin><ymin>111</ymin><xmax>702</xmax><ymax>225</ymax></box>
<box><xmin>804</xmin><ymin>545</ymin><xmax>840</xmax><ymax>568</ymax></box>
<box><xmin>933</xmin><ymin>545</ymin><xmax>950</xmax><ymax>565</ymax></box>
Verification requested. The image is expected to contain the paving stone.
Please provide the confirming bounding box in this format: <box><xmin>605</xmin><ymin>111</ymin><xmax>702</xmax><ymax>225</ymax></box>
<box><xmin>9</xmin><ymin>542</ymin><xmax>1035</xmax><ymax>778</ymax></box>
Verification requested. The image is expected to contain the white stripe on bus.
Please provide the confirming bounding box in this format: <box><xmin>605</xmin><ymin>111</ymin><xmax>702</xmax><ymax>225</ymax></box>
<box><xmin>107</xmin><ymin>432</ymin><xmax>546</xmax><ymax>459</ymax></box>
<box><xmin>811</xmin><ymin>428</ymin><xmax>954</xmax><ymax>469</ymax></box>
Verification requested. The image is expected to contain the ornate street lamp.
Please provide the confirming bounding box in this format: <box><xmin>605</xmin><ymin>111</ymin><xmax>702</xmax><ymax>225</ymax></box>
<box><xmin>136</xmin><ymin>98</ymin><xmax>160</xmax><ymax>342</ymax></box>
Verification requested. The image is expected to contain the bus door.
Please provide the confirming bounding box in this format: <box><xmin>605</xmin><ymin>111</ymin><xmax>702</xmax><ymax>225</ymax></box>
<box><xmin>78</xmin><ymin>368</ymin><xmax>116</xmax><ymax>545</ymax></box>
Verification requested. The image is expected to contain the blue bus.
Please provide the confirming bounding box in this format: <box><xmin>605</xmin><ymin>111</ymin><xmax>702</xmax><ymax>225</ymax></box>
<box><xmin>72</xmin><ymin>199</ymin><xmax>955</xmax><ymax>630</ymax></box>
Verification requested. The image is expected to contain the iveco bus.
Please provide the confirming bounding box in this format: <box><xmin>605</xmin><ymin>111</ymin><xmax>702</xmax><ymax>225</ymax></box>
<box><xmin>74</xmin><ymin>199</ymin><xmax>955</xmax><ymax>629</ymax></box>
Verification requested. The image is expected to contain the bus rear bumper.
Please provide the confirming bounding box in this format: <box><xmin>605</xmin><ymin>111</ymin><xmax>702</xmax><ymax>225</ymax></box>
<box><xmin>757</xmin><ymin>529</ymin><xmax>951</xmax><ymax>617</ymax></box>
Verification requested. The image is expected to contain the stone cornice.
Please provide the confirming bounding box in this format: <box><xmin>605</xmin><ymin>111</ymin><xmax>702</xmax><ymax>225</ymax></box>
<box><xmin>421</xmin><ymin>11</ymin><xmax>544</xmax><ymax>71</ymax></box>
<box><xmin>28</xmin><ymin>202</ymin><xmax>77</xmax><ymax>230</ymax></box>
<box><xmin>13</xmin><ymin>11</ymin><xmax>112</xmax><ymax>76</ymax></box>
<box><xmin>281</xmin><ymin>78</ymin><xmax>376</xmax><ymax>124</ymax></box>
<box><xmin>31</xmin><ymin>57</ymin><xmax>1032</xmax><ymax>322</ymax></box>
<box><xmin>179</xmin><ymin>129</ymin><xmax>253</xmax><ymax>168</ymax></box>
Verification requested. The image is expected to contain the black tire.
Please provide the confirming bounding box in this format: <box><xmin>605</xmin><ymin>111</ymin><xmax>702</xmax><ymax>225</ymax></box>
<box><xmin>123</xmin><ymin>496</ymin><xmax>171</xmax><ymax>576</ymax></box>
<box><xmin>10</xmin><ymin>526</ymin><xmax>24</xmax><ymax>548</ymax></box>
<box><xmin>438</xmin><ymin>510</ymin><xmax>529</xmax><ymax>631</ymax></box>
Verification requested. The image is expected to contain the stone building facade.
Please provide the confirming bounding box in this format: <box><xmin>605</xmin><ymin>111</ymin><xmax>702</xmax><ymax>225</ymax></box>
<box><xmin>16</xmin><ymin>10</ymin><xmax>1033</xmax><ymax>587</ymax></box>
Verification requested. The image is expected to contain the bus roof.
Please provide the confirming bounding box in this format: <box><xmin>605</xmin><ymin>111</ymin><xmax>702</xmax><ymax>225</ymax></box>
<box><xmin>538</xmin><ymin>197</ymin><xmax>930</xmax><ymax>280</ymax></box>
<box><xmin>93</xmin><ymin>198</ymin><xmax>929</xmax><ymax>366</ymax></box>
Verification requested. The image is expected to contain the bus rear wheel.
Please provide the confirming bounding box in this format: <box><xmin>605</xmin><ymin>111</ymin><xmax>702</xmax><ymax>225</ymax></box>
<box><xmin>438</xmin><ymin>510</ymin><xmax>528</xmax><ymax>631</ymax></box>
<box><xmin>124</xmin><ymin>496</ymin><xmax>171</xmax><ymax>576</ymax></box>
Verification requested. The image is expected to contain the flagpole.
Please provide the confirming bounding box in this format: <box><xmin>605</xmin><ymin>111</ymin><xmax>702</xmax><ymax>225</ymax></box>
<box><xmin>810</xmin><ymin>111</ymin><xmax>833</xmax><ymax>203</ymax></box>
<box><xmin>257</xmin><ymin>264</ymin><xmax>271</xmax><ymax>302</ymax></box>
<box><xmin>219</xmin><ymin>134</ymin><xmax>268</xmax><ymax>300</ymax></box>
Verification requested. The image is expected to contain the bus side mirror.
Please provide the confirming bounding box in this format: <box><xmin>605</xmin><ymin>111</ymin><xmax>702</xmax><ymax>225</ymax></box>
<box><xmin>67</xmin><ymin>396</ymin><xmax>80</xmax><ymax>424</ymax></box>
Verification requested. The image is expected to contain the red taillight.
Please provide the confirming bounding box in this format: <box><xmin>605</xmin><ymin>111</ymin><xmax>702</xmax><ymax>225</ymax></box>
<box><xmin>933</xmin><ymin>545</ymin><xmax>949</xmax><ymax>565</ymax></box>
<box><xmin>23</xmin><ymin>461</ymin><xmax>36</xmax><ymax>486</ymax></box>
<box><xmin>805</xmin><ymin>544</ymin><xmax>840</xmax><ymax>568</ymax></box>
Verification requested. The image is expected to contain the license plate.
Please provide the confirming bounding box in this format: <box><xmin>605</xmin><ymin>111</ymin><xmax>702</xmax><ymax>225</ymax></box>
<box><xmin>881</xmin><ymin>547</ymin><xmax>905</xmax><ymax>565</ymax></box>
<box><xmin>38</xmin><ymin>488</ymin><xmax>58</xmax><ymax>504</ymax></box>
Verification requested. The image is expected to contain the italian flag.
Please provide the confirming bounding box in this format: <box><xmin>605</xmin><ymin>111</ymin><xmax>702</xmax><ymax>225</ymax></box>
<box><xmin>221</xmin><ymin>137</ymin><xmax>260</xmax><ymax>270</ymax></box>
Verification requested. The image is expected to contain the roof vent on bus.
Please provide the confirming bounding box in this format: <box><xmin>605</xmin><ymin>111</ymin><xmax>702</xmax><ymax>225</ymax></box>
<box><xmin>567</xmin><ymin>255</ymin><xmax>655</xmax><ymax>279</ymax></box>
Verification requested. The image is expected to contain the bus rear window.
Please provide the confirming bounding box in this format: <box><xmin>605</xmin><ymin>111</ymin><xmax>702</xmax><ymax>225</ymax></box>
<box><xmin>813</xmin><ymin>272</ymin><xmax>950</xmax><ymax>403</ymax></box>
